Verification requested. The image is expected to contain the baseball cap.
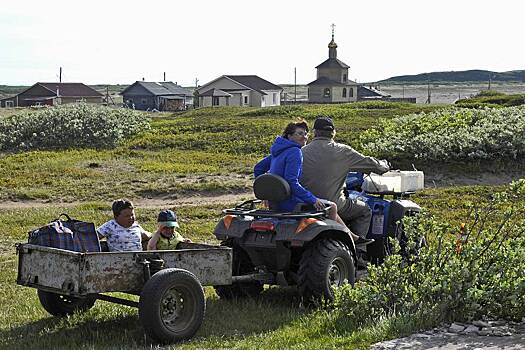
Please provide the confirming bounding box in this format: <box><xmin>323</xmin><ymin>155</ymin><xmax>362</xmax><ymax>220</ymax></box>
<box><xmin>157</xmin><ymin>209</ymin><xmax>180</xmax><ymax>228</ymax></box>
<box><xmin>313</xmin><ymin>116</ymin><xmax>335</xmax><ymax>131</ymax></box>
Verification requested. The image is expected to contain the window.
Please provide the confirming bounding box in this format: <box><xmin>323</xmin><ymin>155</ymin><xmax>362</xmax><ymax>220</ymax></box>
<box><xmin>323</xmin><ymin>88</ymin><xmax>331</xmax><ymax>97</ymax></box>
<box><xmin>349</xmin><ymin>88</ymin><xmax>354</xmax><ymax>97</ymax></box>
<box><xmin>261</xmin><ymin>96</ymin><xmax>265</xmax><ymax>104</ymax></box>
<box><xmin>342</xmin><ymin>88</ymin><xmax>347</xmax><ymax>98</ymax></box>
<box><xmin>141</xmin><ymin>98</ymin><xmax>147</xmax><ymax>105</ymax></box>
<box><xmin>244</xmin><ymin>96</ymin><xmax>248</xmax><ymax>104</ymax></box>
<box><xmin>273</xmin><ymin>93</ymin><xmax>277</xmax><ymax>104</ymax></box>
<box><xmin>5</xmin><ymin>101</ymin><xmax>14</xmax><ymax>108</ymax></box>
<box><xmin>212</xmin><ymin>97</ymin><xmax>220</xmax><ymax>106</ymax></box>
<box><xmin>343</xmin><ymin>74</ymin><xmax>347</xmax><ymax>82</ymax></box>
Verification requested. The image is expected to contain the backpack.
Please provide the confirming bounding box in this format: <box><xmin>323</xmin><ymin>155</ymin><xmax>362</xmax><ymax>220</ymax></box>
<box><xmin>28</xmin><ymin>213</ymin><xmax>101</xmax><ymax>252</ymax></box>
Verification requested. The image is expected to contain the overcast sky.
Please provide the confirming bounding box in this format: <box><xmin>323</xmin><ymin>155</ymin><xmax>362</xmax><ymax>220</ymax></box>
<box><xmin>1</xmin><ymin>0</ymin><xmax>523</xmax><ymax>86</ymax></box>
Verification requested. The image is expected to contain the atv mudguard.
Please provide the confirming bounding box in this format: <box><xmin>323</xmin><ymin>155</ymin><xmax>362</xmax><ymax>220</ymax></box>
<box><xmin>214</xmin><ymin>217</ymin><xmax>356</xmax><ymax>258</ymax></box>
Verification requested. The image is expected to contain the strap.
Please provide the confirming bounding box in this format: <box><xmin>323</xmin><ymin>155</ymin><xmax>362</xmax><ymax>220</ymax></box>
<box><xmin>58</xmin><ymin>213</ymin><xmax>72</xmax><ymax>221</ymax></box>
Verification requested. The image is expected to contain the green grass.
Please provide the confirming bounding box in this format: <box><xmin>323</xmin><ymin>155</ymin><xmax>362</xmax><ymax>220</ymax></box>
<box><xmin>0</xmin><ymin>103</ymin><xmax>440</xmax><ymax>202</ymax></box>
<box><xmin>1</xmin><ymin>184</ymin><xmax>518</xmax><ymax>349</ymax></box>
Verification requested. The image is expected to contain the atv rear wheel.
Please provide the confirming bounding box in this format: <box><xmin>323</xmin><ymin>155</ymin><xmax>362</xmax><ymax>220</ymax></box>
<box><xmin>297</xmin><ymin>238</ymin><xmax>355</xmax><ymax>301</ymax></box>
<box><xmin>214</xmin><ymin>241</ymin><xmax>263</xmax><ymax>299</ymax></box>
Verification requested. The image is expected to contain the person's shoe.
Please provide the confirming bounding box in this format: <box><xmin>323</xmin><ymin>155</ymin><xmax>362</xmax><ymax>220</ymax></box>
<box><xmin>355</xmin><ymin>237</ymin><xmax>375</xmax><ymax>246</ymax></box>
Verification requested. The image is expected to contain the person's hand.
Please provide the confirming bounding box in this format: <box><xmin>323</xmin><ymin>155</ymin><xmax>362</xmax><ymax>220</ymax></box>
<box><xmin>313</xmin><ymin>199</ymin><xmax>325</xmax><ymax>211</ymax></box>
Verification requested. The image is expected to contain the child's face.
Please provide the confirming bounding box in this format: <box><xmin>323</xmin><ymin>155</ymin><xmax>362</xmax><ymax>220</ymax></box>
<box><xmin>159</xmin><ymin>225</ymin><xmax>174</xmax><ymax>238</ymax></box>
<box><xmin>116</xmin><ymin>208</ymin><xmax>135</xmax><ymax>228</ymax></box>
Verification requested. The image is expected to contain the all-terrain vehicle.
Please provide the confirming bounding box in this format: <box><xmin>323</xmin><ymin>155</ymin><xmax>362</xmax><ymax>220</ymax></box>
<box><xmin>345</xmin><ymin>171</ymin><xmax>424</xmax><ymax>264</ymax></box>
<box><xmin>213</xmin><ymin>170</ymin><xmax>425</xmax><ymax>301</ymax></box>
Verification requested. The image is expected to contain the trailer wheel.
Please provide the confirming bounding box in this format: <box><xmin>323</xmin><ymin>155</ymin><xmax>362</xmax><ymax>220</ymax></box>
<box><xmin>297</xmin><ymin>238</ymin><xmax>355</xmax><ymax>301</ymax></box>
<box><xmin>139</xmin><ymin>268</ymin><xmax>205</xmax><ymax>344</ymax></box>
<box><xmin>214</xmin><ymin>241</ymin><xmax>263</xmax><ymax>299</ymax></box>
<box><xmin>37</xmin><ymin>289</ymin><xmax>96</xmax><ymax>316</ymax></box>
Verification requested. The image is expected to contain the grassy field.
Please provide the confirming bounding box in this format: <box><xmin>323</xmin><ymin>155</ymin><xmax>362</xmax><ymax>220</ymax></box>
<box><xmin>0</xmin><ymin>184</ymin><xmax>514</xmax><ymax>350</ymax></box>
<box><xmin>0</xmin><ymin>103</ymin><xmax>440</xmax><ymax>203</ymax></box>
<box><xmin>0</xmin><ymin>102</ymin><xmax>523</xmax><ymax>349</ymax></box>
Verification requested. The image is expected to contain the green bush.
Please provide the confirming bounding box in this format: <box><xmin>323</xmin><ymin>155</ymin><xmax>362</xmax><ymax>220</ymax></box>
<box><xmin>456</xmin><ymin>91</ymin><xmax>525</xmax><ymax>107</ymax></box>
<box><xmin>0</xmin><ymin>104</ymin><xmax>150</xmax><ymax>151</ymax></box>
<box><xmin>476</xmin><ymin>90</ymin><xmax>505</xmax><ymax>97</ymax></box>
<box><xmin>361</xmin><ymin>106</ymin><xmax>525</xmax><ymax>161</ymax></box>
<box><xmin>333</xmin><ymin>179</ymin><xmax>525</xmax><ymax>330</ymax></box>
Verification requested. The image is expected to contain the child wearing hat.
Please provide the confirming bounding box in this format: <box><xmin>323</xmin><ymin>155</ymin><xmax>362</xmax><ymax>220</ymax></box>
<box><xmin>147</xmin><ymin>209</ymin><xmax>190</xmax><ymax>250</ymax></box>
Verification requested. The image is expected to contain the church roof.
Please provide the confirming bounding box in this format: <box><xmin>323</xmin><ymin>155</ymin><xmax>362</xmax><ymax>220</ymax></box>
<box><xmin>315</xmin><ymin>58</ymin><xmax>350</xmax><ymax>69</ymax></box>
<box><xmin>307</xmin><ymin>76</ymin><xmax>356</xmax><ymax>86</ymax></box>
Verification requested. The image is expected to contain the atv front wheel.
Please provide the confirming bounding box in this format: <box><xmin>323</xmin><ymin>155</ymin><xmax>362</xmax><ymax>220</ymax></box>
<box><xmin>297</xmin><ymin>238</ymin><xmax>355</xmax><ymax>301</ymax></box>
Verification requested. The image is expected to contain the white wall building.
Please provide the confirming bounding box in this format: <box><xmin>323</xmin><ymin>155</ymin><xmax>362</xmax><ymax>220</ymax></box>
<box><xmin>196</xmin><ymin>75</ymin><xmax>282</xmax><ymax>108</ymax></box>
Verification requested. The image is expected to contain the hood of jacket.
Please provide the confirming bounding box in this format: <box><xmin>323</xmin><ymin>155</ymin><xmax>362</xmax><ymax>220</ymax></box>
<box><xmin>270</xmin><ymin>136</ymin><xmax>300</xmax><ymax>157</ymax></box>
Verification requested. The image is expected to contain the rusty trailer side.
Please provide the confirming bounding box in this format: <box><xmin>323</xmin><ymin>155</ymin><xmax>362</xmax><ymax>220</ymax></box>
<box><xmin>16</xmin><ymin>243</ymin><xmax>232</xmax><ymax>296</ymax></box>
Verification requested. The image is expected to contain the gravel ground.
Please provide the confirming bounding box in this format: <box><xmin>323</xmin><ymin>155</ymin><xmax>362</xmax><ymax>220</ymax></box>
<box><xmin>372</xmin><ymin>319</ymin><xmax>525</xmax><ymax>350</ymax></box>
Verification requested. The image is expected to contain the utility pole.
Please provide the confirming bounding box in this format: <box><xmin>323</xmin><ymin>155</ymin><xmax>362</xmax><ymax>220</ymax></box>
<box><xmin>59</xmin><ymin>67</ymin><xmax>62</xmax><ymax>82</ymax></box>
<box><xmin>488</xmin><ymin>73</ymin><xmax>492</xmax><ymax>90</ymax></box>
<box><xmin>105</xmin><ymin>86</ymin><xmax>115</xmax><ymax>105</ymax></box>
<box><xmin>163</xmin><ymin>72</ymin><xmax>166</xmax><ymax>82</ymax></box>
<box><xmin>425</xmin><ymin>79</ymin><xmax>431</xmax><ymax>104</ymax></box>
<box><xmin>294</xmin><ymin>67</ymin><xmax>297</xmax><ymax>104</ymax></box>
<box><xmin>402</xmin><ymin>84</ymin><xmax>405</xmax><ymax>98</ymax></box>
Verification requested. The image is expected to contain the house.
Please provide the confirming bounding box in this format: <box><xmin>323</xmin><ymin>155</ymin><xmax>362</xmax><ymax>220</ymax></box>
<box><xmin>196</xmin><ymin>75</ymin><xmax>282</xmax><ymax>108</ymax></box>
<box><xmin>0</xmin><ymin>82</ymin><xmax>104</xmax><ymax>108</ymax></box>
<box><xmin>120</xmin><ymin>81</ymin><xmax>193</xmax><ymax>111</ymax></box>
<box><xmin>307</xmin><ymin>30</ymin><xmax>359</xmax><ymax>103</ymax></box>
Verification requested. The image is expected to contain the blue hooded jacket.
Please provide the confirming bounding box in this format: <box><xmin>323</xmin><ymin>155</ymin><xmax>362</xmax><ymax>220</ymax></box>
<box><xmin>254</xmin><ymin>136</ymin><xmax>317</xmax><ymax>212</ymax></box>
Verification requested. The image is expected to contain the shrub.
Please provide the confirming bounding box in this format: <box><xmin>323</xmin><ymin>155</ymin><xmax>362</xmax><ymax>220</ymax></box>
<box><xmin>456</xmin><ymin>91</ymin><xmax>525</xmax><ymax>107</ymax></box>
<box><xmin>361</xmin><ymin>106</ymin><xmax>525</xmax><ymax>161</ymax></box>
<box><xmin>0</xmin><ymin>104</ymin><xmax>150</xmax><ymax>151</ymax></box>
<box><xmin>333</xmin><ymin>179</ymin><xmax>525</xmax><ymax>330</ymax></box>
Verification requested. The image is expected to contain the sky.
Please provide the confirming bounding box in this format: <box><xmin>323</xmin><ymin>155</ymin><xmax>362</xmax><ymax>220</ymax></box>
<box><xmin>1</xmin><ymin>0</ymin><xmax>523</xmax><ymax>86</ymax></box>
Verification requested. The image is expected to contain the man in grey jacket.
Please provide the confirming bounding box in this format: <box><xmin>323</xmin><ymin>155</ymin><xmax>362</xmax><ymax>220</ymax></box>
<box><xmin>301</xmin><ymin>116</ymin><xmax>390</xmax><ymax>240</ymax></box>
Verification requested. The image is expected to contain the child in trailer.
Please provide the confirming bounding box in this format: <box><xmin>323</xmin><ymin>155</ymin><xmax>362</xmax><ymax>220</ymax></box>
<box><xmin>147</xmin><ymin>209</ymin><xmax>191</xmax><ymax>250</ymax></box>
<box><xmin>97</xmin><ymin>199</ymin><xmax>151</xmax><ymax>252</ymax></box>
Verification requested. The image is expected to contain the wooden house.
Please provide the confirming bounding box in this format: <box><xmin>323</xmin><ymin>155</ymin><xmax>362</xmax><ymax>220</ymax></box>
<box><xmin>0</xmin><ymin>82</ymin><xmax>104</xmax><ymax>107</ymax></box>
<box><xmin>120</xmin><ymin>81</ymin><xmax>193</xmax><ymax>111</ymax></box>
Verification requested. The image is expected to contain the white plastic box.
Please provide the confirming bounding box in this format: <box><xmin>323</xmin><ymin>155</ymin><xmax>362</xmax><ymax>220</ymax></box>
<box><xmin>362</xmin><ymin>171</ymin><xmax>424</xmax><ymax>194</ymax></box>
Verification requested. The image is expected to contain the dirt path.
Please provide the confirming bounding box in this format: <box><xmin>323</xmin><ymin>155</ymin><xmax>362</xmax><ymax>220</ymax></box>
<box><xmin>0</xmin><ymin>192</ymin><xmax>254</xmax><ymax>209</ymax></box>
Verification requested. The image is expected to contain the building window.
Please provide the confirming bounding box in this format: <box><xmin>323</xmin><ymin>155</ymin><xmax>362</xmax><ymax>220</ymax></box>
<box><xmin>273</xmin><ymin>93</ymin><xmax>277</xmax><ymax>104</ymax></box>
<box><xmin>342</xmin><ymin>88</ymin><xmax>347</xmax><ymax>98</ymax></box>
<box><xmin>5</xmin><ymin>101</ymin><xmax>14</xmax><ymax>107</ymax></box>
<box><xmin>213</xmin><ymin>97</ymin><xmax>220</xmax><ymax>106</ymax></box>
<box><xmin>141</xmin><ymin>98</ymin><xmax>147</xmax><ymax>105</ymax></box>
<box><xmin>244</xmin><ymin>96</ymin><xmax>248</xmax><ymax>104</ymax></box>
<box><xmin>323</xmin><ymin>88</ymin><xmax>331</xmax><ymax>97</ymax></box>
<box><xmin>343</xmin><ymin>74</ymin><xmax>347</xmax><ymax>82</ymax></box>
<box><xmin>349</xmin><ymin>88</ymin><xmax>354</xmax><ymax>97</ymax></box>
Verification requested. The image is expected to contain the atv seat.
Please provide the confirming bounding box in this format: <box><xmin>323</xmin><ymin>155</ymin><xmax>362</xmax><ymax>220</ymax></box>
<box><xmin>253</xmin><ymin>173</ymin><xmax>290</xmax><ymax>210</ymax></box>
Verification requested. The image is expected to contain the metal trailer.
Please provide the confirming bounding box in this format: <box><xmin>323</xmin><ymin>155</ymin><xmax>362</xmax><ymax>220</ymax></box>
<box><xmin>16</xmin><ymin>242</ymin><xmax>232</xmax><ymax>343</ymax></box>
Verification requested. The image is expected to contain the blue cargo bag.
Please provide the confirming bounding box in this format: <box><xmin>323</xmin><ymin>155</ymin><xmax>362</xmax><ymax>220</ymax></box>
<box><xmin>28</xmin><ymin>213</ymin><xmax>101</xmax><ymax>252</ymax></box>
